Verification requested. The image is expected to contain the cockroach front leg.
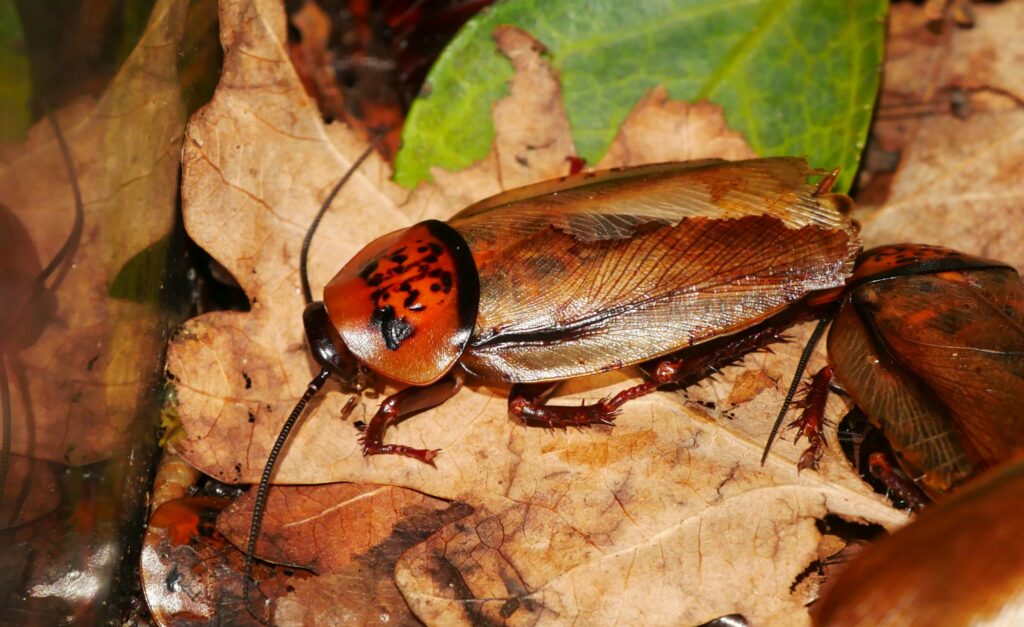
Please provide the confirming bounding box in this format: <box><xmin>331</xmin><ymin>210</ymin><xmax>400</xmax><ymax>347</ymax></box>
<box><xmin>357</xmin><ymin>371</ymin><xmax>464</xmax><ymax>465</ymax></box>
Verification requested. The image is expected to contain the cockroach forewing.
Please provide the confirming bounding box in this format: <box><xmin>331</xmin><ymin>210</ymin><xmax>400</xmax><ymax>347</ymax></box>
<box><xmin>856</xmin><ymin>269</ymin><xmax>1024</xmax><ymax>474</ymax></box>
<box><xmin>450</xmin><ymin>157</ymin><xmax>856</xmax><ymax>245</ymax></box>
<box><xmin>451</xmin><ymin>158</ymin><xmax>859</xmax><ymax>383</ymax></box>
<box><xmin>462</xmin><ymin>214</ymin><xmax>856</xmax><ymax>382</ymax></box>
<box><xmin>827</xmin><ymin>299</ymin><xmax>974</xmax><ymax>493</ymax></box>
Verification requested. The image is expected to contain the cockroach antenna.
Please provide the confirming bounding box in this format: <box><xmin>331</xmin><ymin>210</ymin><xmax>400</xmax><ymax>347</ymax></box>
<box><xmin>242</xmin><ymin>141</ymin><xmax>378</xmax><ymax>623</ymax></box>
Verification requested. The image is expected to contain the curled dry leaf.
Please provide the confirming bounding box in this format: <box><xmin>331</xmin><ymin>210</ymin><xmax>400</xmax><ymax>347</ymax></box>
<box><xmin>168</xmin><ymin>1</ymin><xmax>905</xmax><ymax>624</ymax></box>
<box><xmin>861</xmin><ymin>0</ymin><xmax>1024</xmax><ymax>269</ymax></box>
<box><xmin>0</xmin><ymin>0</ymin><xmax>187</xmax><ymax>465</ymax></box>
<box><xmin>141</xmin><ymin>496</ymin><xmax>309</xmax><ymax>626</ymax></box>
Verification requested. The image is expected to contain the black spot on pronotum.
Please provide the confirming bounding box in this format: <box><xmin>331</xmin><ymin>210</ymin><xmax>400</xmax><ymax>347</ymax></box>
<box><xmin>403</xmin><ymin>289</ymin><xmax>421</xmax><ymax>309</ymax></box>
<box><xmin>371</xmin><ymin>305</ymin><xmax>414</xmax><ymax>350</ymax></box>
<box><xmin>358</xmin><ymin>259</ymin><xmax>378</xmax><ymax>280</ymax></box>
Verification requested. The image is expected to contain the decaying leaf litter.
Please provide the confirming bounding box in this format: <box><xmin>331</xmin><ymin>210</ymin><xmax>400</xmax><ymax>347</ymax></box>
<box><xmin>160</xmin><ymin>1</ymin><xmax>918</xmax><ymax>625</ymax></box>
<box><xmin>0</xmin><ymin>0</ymin><xmax>191</xmax><ymax>619</ymax></box>
<box><xmin>857</xmin><ymin>0</ymin><xmax>1024</xmax><ymax>269</ymax></box>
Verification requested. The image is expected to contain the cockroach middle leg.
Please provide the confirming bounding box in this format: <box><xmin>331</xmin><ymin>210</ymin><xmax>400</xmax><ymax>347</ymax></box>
<box><xmin>643</xmin><ymin>324</ymin><xmax>789</xmax><ymax>388</ymax></box>
<box><xmin>508</xmin><ymin>324</ymin><xmax>791</xmax><ymax>430</ymax></box>
<box><xmin>356</xmin><ymin>370</ymin><xmax>464</xmax><ymax>464</ymax></box>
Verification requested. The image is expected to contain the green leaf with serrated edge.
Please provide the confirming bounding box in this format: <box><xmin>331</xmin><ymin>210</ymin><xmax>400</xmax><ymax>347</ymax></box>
<box><xmin>394</xmin><ymin>0</ymin><xmax>885</xmax><ymax>193</ymax></box>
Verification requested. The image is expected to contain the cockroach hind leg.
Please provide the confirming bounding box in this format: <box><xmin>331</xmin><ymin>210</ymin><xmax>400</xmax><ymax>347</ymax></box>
<box><xmin>814</xmin><ymin>168</ymin><xmax>840</xmax><ymax>196</ymax></box>
<box><xmin>868</xmin><ymin>452</ymin><xmax>930</xmax><ymax>512</ymax></box>
<box><xmin>788</xmin><ymin>366</ymin><xmax>833</xmax><ymax>471</ymax></box>
<box><xmin>357</xmin><ymin>372</ymin><xmax>461</xmax><ymax>465</ymax></box>
<box><xmin>508</xmin><ymin>381</ymin><xmax>628</xmax><ymax>429</ymax></box>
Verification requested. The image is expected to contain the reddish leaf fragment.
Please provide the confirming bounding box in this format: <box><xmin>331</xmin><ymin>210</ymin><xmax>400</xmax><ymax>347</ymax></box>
<box><xmin>219</xmin><ymin>482</ymin><xmax>471</xmax><ymax>575</ymax></box>
<box><xmin>141</xmin><ymin>497</ymin><xmax>310</xmax><ymax>626</ymax></box>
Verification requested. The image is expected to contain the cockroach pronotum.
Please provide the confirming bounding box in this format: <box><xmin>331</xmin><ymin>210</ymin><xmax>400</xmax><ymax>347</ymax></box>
<box><xmin>240</xmin><ymin>154</ymin><xmax>862</xmax><ymax>617</ymax></box>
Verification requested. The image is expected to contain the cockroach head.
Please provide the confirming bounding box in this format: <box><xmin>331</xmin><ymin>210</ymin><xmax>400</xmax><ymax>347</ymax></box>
<box><xmin>302</xmin><ymin>301</ymin><xmax>362</xmax><ymax>388</ymax></box>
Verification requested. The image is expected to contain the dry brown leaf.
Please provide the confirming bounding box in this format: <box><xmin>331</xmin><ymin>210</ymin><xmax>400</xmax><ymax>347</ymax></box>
<box><xmin>861</xmin><ymin>1</ymin><xmax>1024</xmax><ymax>269</ymax></box>
<box><xmin>217</xmin><ymin>483</ymin><xmax>471</xmax><ymax>624</ymax></box>
<box><xmin>597</xmin><ymin>86</ymin><xmax>757</xmax><ymax>167</ymax></box>
<box><xmin>168</xmin><ymin>2</ymin><xmax>905</xmax><ymax>624</ymax></box>
<box><xmin>272</xmin><ymin>571</ymin><xmax>417</xmax><ymax>627</ymax></box>
<box><xmin>218</xmin><ymin>482</ymin><xmax>471</xmax><ymax>574</ymax></box>
<box><xmin>0</xmin><ymin>0</ymin><xmax>187</xmax><ymax>465</ymax></box>
<box><xmin>0</xmin><ymin>455</ymin><xmax>59</xmax><ymax>529</ymax></box>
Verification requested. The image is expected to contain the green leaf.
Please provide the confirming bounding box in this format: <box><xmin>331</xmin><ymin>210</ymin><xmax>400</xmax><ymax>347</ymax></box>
<box><xmin>0</xmin><ymin>2</ymin><xmax>32</xmax><ymax>141</ymax></box>
<box><xmin>395</xmin><ymin>0</ymin><xmax>886</xmax><ymax>192</ymax></box>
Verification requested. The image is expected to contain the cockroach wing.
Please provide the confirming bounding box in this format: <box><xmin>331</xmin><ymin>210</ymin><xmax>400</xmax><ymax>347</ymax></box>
<box><xmin>827</xmin><ymin>297</ymin><xmax>975</xmax><ymax>494</ymax></box>
<box><xmin>449</xmin><ymin>158</ymin><xmax>860</xmax><ymax>382</ymax></box>
<box><xmin>852</xmin><ymin>268</ymin><xmax>1024</xmax><ymax>476</ymax></box>
<box><xmin>451</xmin><ymin>157</ymin><xmax>854</xmax><ymax>244</ymax></box>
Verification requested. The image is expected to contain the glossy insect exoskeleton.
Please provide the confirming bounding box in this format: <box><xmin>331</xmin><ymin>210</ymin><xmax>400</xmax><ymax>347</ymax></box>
<box><xmin>242</xmin><ymin>156</ymin><xmax>861</xmax><ymax>614</ymax></box>
<box><xmin>320</xmin><ymin>157</ymin><xmax>860</xmax><ymax>462</ymax></box>
<box><xmin>776</xmin><ymin>244</ymin><xmax>1024</xmax><ymax>498</ymax></box>
<box><xmin>811</xmin><ymin>453</ymin><xmax>1024</xmax><ymax>626</ymax></box>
